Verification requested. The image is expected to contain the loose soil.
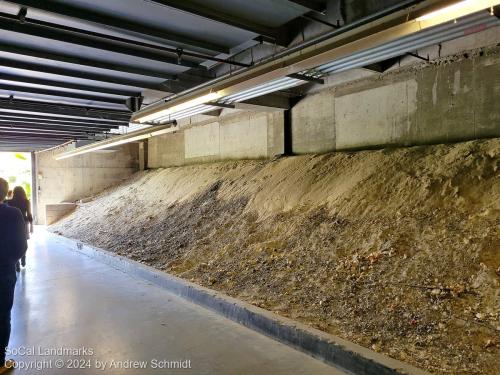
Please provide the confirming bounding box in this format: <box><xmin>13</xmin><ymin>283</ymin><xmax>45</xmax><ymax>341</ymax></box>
<box><xmin>51</xmin><ymin>138</ymin><xmax>500</xmax><ymax>374</ymax></box>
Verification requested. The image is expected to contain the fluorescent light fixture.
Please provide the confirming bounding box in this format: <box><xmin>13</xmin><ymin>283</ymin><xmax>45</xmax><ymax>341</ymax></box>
<box><xmin>55</xmin><ymin>123</ymin><xmax>178</xmax><ymax>160</ymax></box>
<box><xmin>131</xmin><ymin>0</ymin><xmax>499</xmax><ymax>126</ymax></box>
<box><xmin>135</xmin><ymin>92</ymin><xmax>221</xmax><ymax>123</ymax></box>
<box><xmin>416</xmin><ymin>0</ymin><xmax>498</xmax><ymax>22</ymax></box>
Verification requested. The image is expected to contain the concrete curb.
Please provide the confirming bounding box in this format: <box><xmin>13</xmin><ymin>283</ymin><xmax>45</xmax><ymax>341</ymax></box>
<box><xmin>53</xmin><ymin>233</ymin><xmax>429</xmax><ymax>375</ymax></box>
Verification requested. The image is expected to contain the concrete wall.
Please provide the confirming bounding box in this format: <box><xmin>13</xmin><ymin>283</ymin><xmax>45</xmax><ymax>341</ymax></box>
<box><xmin>36</xmin><ymin>143</ymin><xmax>138</xmax><ymax>224</ymax></box>
<box><xmin>45</xmin><ymin>203</ymin><xmax>76</xmax><ymax>225</ymax></box>
<box><xmin>291</xmin><ymin>46</ymin><xmax>500</xmax><ymax>154</ymax></box>
<box><xmin>148</xmin><ymin>111</ymin><xmax>284</xmax><ymax>168</ymax></box>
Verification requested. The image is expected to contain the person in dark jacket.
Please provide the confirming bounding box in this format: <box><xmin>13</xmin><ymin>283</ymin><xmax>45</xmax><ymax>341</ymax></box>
<box><xmin>7</xmin><ymin>186</ymin><xmax>33</xmax><ymax>271</ymax></box>
<box><xmin>0</xmin><ymin>178</ymin><xmax>27</xmax><ymax>373</ymax></box>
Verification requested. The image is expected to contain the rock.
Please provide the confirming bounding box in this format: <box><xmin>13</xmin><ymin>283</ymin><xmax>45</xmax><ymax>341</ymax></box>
<box><xmin>484</xmin><ymin>339</ymin><xmax>495</xmax><ymax>348</ymax></box>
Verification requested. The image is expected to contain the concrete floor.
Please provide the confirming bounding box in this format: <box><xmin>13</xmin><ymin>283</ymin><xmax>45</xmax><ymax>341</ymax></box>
<box><xmin>8</xmin><ymin>229</ymin><xmax>343</xmax><ymax>374</ymax></box>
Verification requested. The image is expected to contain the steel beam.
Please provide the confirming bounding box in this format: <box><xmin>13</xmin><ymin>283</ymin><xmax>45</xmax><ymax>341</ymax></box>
<box><xmin>0</xmin><ymin>73</ymin><xmax>140</xmax><ymax>97</ymax></box>
<box><xmin>0</xmin><ymin>57</ymin><xmax>169</xmax><ymax>90</ymax></box>
<box><xmin>0</xmin><ymin>138</ymin><xmax>65</xmax><ymax>144</ymax></box>
<box><xmin>0</xmin><ymin>84</ymin><xmax>127</xmax><ymax>105</ymax></box>
<box><xmin>9</xmin><ymin>0</ymin><xmax>229</xmax><ymax>54</ymax></box>
<box><xmin>0</xmin><ymin>127</ymin><xmax>96</xmax><ymax>138</ymax></box>
<box><xmin>0</xmin><ymin>124</ymin><xmax>101</xmax><ymax>135</ymax></box>
<box><xmin>148</xmin><ymin>0</ymin><xmax>279</xmax><ymax>41</ymax></box>
<box><xmin>0</xmin><ymin>99</ymin><xmax>131</xmax><ymax>122</ymax></box>
<box><xmin>0</xmin><ymin>43</ymin><xmax>177</xmax><ymax>80</ymax></box>
<box><xmin>0</xmin><ymin>131</ymin><xmax>87</xmax><ymax>140</ymax></box>
<box><xmin>0</xmin><ymin>120</ymin><xmax>112</xmax><ymax>133</ymax></box>
<box><xmin>288</xmin><ymin>0</ymin><xmax>326</xmax><ymax>13</ymax></box>
<box><xmin>0</xmin><ymin>112</ymin><xmax>125</xmax><ymax>127</ymax></box>
<box><xmin>0</xmin><ymin>14</ymin><xmax>200</xmax><ymax>69</ymax></box>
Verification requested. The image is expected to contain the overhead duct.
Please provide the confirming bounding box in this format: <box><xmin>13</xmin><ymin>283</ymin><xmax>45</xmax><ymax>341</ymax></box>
<box><xmin>132</xmin><ymin>0</ymin><xmax>500</xmax><ymax>125</ymax></box>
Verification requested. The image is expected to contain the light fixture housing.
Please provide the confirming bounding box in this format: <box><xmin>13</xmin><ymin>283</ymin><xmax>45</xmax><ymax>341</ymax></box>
<box><xmin>416</xmin><ymin>0</ymin><xmax>497</xmax><ymax>22</ymax></box>
<box><xmin>135</xmin><ymin>92</ymin><xmax>221</xmax><ymax>124</ymax></box>
<box><xmin>54</xmin><ymin>122</ymin><xmax>178</xmax><ymax>160</ymax></box>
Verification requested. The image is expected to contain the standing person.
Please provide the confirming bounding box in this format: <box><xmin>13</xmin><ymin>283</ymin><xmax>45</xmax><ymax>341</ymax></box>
<box><xmin>7</xmin><ymin>187</ymin><xmax>33</xmax><ymax>272</ymax></box>
<box><xmin>0</xmin><ymin>178</ymin><xmax>27</xmax><ymax>373</ymax></box>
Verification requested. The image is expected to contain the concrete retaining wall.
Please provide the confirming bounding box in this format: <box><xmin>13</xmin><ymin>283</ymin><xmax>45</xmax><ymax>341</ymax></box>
<box><xmin>148</xmin><ymin>111</ymin><xmax>284</xmax><ymax>168</ymax></box>
<box><xmin>292</xmin><ymin>46</ymin><xmax>500</xmax><ymax>153</ymax></box>
<box><xmin>36</xmin><ymin>143</ymin><xmax>138</xmax><ymax>224</ymax></box>
<box><xmin>45</xmin><ymin>203</ymin><xmax>76</xmax><ymax>225</ymax></box>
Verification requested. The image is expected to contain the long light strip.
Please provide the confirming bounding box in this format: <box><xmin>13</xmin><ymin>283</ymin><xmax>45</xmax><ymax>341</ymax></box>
<box><xmin>173</xmin><ymin>105</ymin><xmax>218</xmax><ymax>120</ymax></box>
<box><xmin>227</xmin><ymin>80</ymin><xmax>303</xmax><ymax>103</ymax></box>
<box><xmin>220</xmin><ymin>77</ymin><xmax>293</xmax><ymax>102</ymax></box>
<box><xmin>153</xmin><ymin>104</ymin><xmax>220</xmax><ymax>124</ymax></box>
<box><xmin>416</xmin><ymin>0</ymin><xmax>496</xmax><ymax>21</ymax></box>
<box><xmin>54</xmin><ymin>123</ymin><xmax>178</xmax><ymax>160</ymax></box>
<box><xmin>221</xmin><ymin>78</ymin><xmax>301</xmax><ymax>104</ymax></box>
<box><xmin>135</xmin><ymin>92</ymin><xmax>221</xmax><ymax>124</ymax></box>
<box><xmin>153</xmin><ymin>104</ymin><xmax>208</xmax><ymax>123</ymax></box>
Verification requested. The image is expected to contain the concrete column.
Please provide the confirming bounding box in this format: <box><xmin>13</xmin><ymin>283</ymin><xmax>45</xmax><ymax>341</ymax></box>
<box><xmin>31</xmin><ymin>152</ymin><xmax>38</xmax><ymax>224</ymax></box>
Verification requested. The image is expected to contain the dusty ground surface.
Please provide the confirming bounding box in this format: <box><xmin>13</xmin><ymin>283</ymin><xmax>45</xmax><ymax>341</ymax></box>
<box><xmin>51</xmin><ymin>139</ymin><xmax>499</xmax><ymax>374</ymax></box>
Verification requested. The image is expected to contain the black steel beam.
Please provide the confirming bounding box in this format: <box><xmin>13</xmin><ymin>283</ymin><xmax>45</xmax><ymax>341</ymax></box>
<box><xmin>0</xmin><ymin>43</ymin><xmax>177</xmax><ymax>80</ymax></box>
<box><xmin>0</xmin><ymin>125</ymin><xmax>98</xmax><ymax>136</ymax></box>
<box><xmin>0</xmin><ymin>125</ymin><xmax>94</xmax><ymax>135</ymax></box>
<box><xmin>0</xmin><ymin>120</ymin><xmax>113</xmax><ymax>133</ymax></box>
<box><xmin>0</xmin><ymin>112</ymin><xmax>125</xmax><ymax>127</ymax></box>
<box><xmin>0</xmin><ymin>131</ymin><xmax>87</xmax><ymax>140</ymax></box>
<box><xmin>0</xmin><ymin>73</ymin><xmax>140</xmax><ymax>97</ymax></box>
<box><xmin>288</xmin><ymin>0</ymin><xmax>326</xmax><ymax>13</ymax></box>
<box><xmin>0</xmin><ymin>57</ymin><xmax>169</xmax><ymax>90</ymax></box>
<box><xmin>148</xmin><ymin>0</ymin><xmax>279</xmax><ymax>41</ymax></box>
<box><xmin>0</xmin><ymin>13</ymin><xmax>248</xmax><ymax>68</ymax></box>
<box><xmin>0</xmin><ymin>14</ymin><xmax>200</xmax><ymax>69</ymax></box>
<box><xmin>0</xmin><ymin>138</ymin><xmax>65</xmax><ymax>144</ymax></box>
<box><xmin>9</xmin><ymin>0</ymin><xmax>229</xmax><ymax>54</ymax></box>
<box><xmin>0</xmin><ymin>84</ymin><xmax>127</xmax><ymax>105</ymax></box>
<box><xmin>0</xmin><ymin>98</ymin><xmax>131</xmax><ymax>122</ymax></box>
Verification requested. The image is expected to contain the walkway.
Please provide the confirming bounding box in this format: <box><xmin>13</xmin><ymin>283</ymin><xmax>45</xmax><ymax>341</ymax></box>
<box><xmin>9</xmin><ymin>229</ymin><xmax>342</xmax><ymax>374</ymax></box>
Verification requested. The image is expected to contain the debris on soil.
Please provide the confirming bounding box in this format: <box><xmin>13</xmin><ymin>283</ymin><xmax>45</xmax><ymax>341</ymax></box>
<box><xmin>51</xmin><ymin>138</ymin><xmax>500</xmax><ymax>374</ymax></box>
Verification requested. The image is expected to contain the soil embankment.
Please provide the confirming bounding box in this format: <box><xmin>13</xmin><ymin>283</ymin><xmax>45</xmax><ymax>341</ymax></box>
<box><xmin>51</xmin><ymin>138</ymin><xmax>500</xmax><ymax>374</ymax></box>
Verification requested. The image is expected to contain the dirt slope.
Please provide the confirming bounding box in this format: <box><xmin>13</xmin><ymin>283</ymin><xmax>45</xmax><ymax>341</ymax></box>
<box><xmin>51</xmin><ymin>138</ymin><xmax>500</xmax><ymax>374</ymax></box>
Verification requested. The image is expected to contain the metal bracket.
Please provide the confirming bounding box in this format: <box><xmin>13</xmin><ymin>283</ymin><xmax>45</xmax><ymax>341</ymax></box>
<box><xmin>17</xmin><ymin>7</ymin><xmax>27</xmax><ymax>23</ymax></box>
<box><xmin>176</xmin><ymin>48</ymin><xmax>183</xmax><ymax>65</ymax></box>
<box><xmin>406</xmin><ymin>51</ymin><xmax>429</xmax><ymax>62</ymax></box>
<box><xmin>125</xmin><ymin>96</ymin><xmax>144</xmax><ymax>112</ymax></box>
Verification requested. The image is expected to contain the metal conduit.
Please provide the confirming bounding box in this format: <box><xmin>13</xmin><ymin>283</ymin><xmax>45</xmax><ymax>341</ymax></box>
<box><xmin>222</xmin><ymin>79</ymin><xmax>300</xmax><ymax>103</ymax></box>
<box><xmin>318</xmin><ymin>12</ymin><xmax>497</xmax><ymax>73</ymax></box>
<box><xmin>220</xmin><ymin>77</ymin><xmax>294</xmax><ymax>102</ymax></box>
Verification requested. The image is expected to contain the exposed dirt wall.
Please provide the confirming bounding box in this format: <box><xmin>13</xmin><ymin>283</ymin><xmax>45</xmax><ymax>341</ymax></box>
<box><xmin>51</xmin><ymin>138</ymin><xmax>499</xmax><ymax>374</ymax></box>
